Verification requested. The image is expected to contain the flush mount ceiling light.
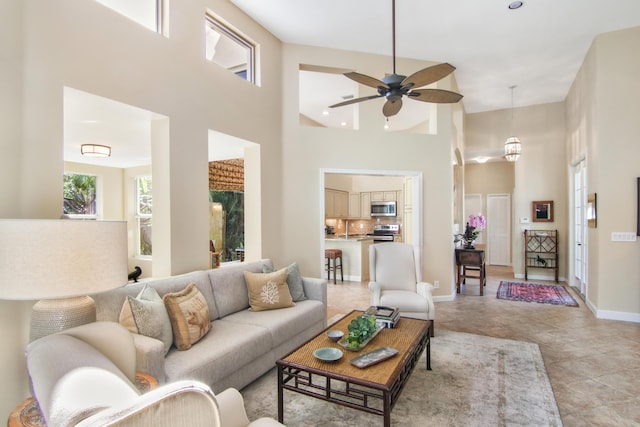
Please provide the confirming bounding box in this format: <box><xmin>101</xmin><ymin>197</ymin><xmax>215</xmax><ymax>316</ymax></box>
<box><xmin>81</xmin><ymin>144</ymin><xmax>111</xmax><ymax>157</ymax></box>
<box><xmin>504</xmin><ymin>86</ymin><xmax>522</xmax><ymax>162</ymax></box>
<box><xmin>508</xmin><ymin>1</ymin><xmax>524</xmax><ymax>10</ymax></box>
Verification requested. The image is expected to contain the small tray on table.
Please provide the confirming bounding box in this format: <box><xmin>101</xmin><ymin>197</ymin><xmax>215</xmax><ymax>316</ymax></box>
<box><xmin>350</xmin><ymin>347</ymin><xmax>399</xmax><ymax>368</ymax></box>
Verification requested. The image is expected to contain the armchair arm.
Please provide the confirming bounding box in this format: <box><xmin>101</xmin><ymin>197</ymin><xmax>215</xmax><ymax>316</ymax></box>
<box><xmin>416</xmin><ymin>282</ymin><xmax>435</xmax><ymax>320</ymax></box>
<box><xmin>131</xmin><ymin>333</ymin><xmax>166</xmax><ymax>384</ymax></box>
<box><xmin>217</xmin><ymin>388</ymin><xmax>285</xmax><ymax>427</ymax></box>
<box><xmin>75</xmin><ymin>380</ymin><xmax>218</xmax><ymax>427</ymax></box>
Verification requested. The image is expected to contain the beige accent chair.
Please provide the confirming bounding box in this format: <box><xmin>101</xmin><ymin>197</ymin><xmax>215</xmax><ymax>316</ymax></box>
<box><xmin>369</xmin><ymin>242</ymin><xmax>435</xmax><ymax>336</ymax></box>
<box><xmin>26</xmin><ymin>322</ymin><xmax>284</xmax><ymax>427</ymax></box>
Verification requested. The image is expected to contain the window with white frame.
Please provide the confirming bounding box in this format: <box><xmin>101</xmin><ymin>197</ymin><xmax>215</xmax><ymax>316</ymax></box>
<box><xmin>63</xmin><ymin>173</ymin><xmax>98</xmax><ymax>217</ymax></box>
<box><xmin>95</xmin><ymin>0</ymin><xmax>164</xmax><ymax>33</ymax></box>
<box><xmin>135</xmin><ymin>176</ymin><xmax>153</xmax><ymax>257</ymax></box>
<box><xmin>205</xmin><ymin>13</ymin><xmax>256</xmax><ymax>83</ymax></box>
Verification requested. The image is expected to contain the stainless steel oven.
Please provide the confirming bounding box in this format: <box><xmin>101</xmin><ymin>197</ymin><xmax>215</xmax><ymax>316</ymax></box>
<box><xmin>367</xmin><ymin>224</ymin><xmax>400</xmax><ymax>243</ymax></box>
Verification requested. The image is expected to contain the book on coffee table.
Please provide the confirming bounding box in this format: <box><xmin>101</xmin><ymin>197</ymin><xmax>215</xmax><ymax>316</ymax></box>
<box><xmin>365</xmin><ymin>306</ymin><xmax>400</xmax><ymax>328</ymax></box>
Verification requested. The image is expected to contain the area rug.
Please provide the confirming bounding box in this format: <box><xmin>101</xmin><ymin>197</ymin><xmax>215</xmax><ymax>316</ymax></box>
<box><xmin>497</xmin><ymin>281</ymin><xmax>579</xmax><ymax>307</ymax></box>
<box><xmin>241</xmin><ymin>330</ymin><xmax>562</xmax><ymax>426</ymax></box>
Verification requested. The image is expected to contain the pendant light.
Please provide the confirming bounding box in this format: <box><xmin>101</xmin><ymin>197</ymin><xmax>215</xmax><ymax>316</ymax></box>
<box><xmin>504</xmin><ymin>85</ymin><xmax>522</xmax><ymax>162</ymax></box>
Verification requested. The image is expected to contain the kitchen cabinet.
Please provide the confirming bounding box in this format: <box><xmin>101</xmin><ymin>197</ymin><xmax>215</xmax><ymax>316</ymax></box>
<box><xmin>349</xmin><ymin>193</ymin><xmax>361</xmax><ymax>218</ymax></box>
<box><xmin>325</xmin><ymin>188</ymin><xmax>349</xmax><ymax>218</ymax></box>
<box><xmin>360</xmin><ymin>192</ymin><xmax>371</xmax><ymax>218</ymax></box>
<box><xmin>403</xmin><ymin>178</ymin><xmax>413</xmax><ymax>244</ymax></box>
<box><xmin>371</xmin><ymin>191</ymin><xmax>397</xmax><ymax>202</ymax></box>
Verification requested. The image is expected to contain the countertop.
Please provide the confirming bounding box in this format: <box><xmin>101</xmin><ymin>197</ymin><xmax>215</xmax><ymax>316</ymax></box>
<box><xmin>325</xmin><ymin>234</ymin><xmax>373</xmax><ymax>242</ymax></box>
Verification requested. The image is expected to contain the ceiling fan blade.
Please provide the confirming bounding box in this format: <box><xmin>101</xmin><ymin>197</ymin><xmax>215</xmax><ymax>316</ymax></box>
<box><xmin>329</xmin><ymin>94</ymin><xmax>382</xmax><ymax>108</ymax></box>
<box><xmin>344</xmin><ymin>72</ymin><xmax>389</xmax><ymax>89</ymax></box>
<box><xmin>408</xmin><ymin>89</ymin><xmax>463</xmax><ymax>104</ymax></box>
<box><xmin>383</xmin><ymin>98</ymin><xmax>403</xmax><ymax>117</ymax></box>
<box><xmin>401</xmin><ymin>63</ymin><xmax>456</xmax><ymax>89</ymax></box>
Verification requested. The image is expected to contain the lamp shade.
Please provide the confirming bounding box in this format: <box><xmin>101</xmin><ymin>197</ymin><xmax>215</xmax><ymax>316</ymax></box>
<box><xmin>0</xmin><ymin>219</ymin><xmax>128</xmax><ymax>300</ymax></box>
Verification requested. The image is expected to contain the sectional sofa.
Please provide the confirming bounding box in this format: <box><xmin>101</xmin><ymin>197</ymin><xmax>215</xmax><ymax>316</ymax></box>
<box><xmin>91</xmin><ymin>259</ymin><xmax>327</xmax><ymax>393</ymax></box>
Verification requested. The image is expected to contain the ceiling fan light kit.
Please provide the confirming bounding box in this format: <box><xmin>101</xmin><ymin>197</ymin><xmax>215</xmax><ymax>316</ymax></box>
<box><xmin>328</xmin><ymin>0</ymin><xmax>463</xmax><ymax>118</ymax></box>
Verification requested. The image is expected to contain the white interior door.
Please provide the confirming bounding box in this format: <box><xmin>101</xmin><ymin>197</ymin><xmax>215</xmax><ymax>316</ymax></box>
<box><xmin>574</xmin><ymin>162</ymin><xmax>587</xmax><ymax>296</ymax></box>
<box><xmin>487</xmin><ymin>193</ymin><xmax>511</xmax><ymax>265</ymax></box>
<box><xmin>464</xmin><ymin>194</ymin><xmax>483</xmax><ymax>244</ymax></box>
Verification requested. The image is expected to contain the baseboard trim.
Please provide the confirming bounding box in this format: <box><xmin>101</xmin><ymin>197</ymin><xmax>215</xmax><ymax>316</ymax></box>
<box><xmin>594</xmin><ymin>308</ymin><xmax>640</xmax><ymax>323</ymax></box>
<box><xmin>433</xmin><ymin>293</ymin><xmax>456</xmax><ymax>302</ymax></box>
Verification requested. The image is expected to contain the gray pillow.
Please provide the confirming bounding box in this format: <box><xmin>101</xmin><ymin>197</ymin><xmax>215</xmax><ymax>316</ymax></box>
<box><xmin>263</xmin><ymin>262</ymin><xmax>306</xmax><ymax>302</ymax></box>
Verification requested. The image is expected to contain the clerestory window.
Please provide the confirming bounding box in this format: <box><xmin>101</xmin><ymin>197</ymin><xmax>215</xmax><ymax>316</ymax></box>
<box><xmin>94</xmin><ymin>0</ymin><xmax>165</xmax><ymax>34</ymax></box>
<box><xmin>205</xmin><ymin>13</ymin><xmax>256</xmax><ymax>83</ymax></box>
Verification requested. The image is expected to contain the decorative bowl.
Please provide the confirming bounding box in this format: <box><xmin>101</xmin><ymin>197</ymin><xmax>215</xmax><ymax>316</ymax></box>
<box><xmin>313</xmin><ymin>347</ymin><xmax>343</xmax><ymax>362</ymax></box>
<box><xmin>326</xmin><ymin>330</ymin><xmax>344</xmax><ymax>341</ymax></box>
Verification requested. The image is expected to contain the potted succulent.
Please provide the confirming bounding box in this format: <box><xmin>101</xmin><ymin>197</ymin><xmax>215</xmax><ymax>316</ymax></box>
<box><xmin>343</xmin><ymin>314</ymin><xmax>379</xmax><ymax>350</ymax></box>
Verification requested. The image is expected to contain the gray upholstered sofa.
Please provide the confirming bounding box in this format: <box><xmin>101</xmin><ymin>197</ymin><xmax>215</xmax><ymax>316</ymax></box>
<box><xmin>92</xmin><ymin>259</ymin><xmax>327</xmax><ymax>393</ymax></box>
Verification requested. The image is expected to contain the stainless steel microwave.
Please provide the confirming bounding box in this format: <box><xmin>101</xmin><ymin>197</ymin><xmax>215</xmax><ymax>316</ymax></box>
<box><xmin>371</xmin><ymin>201</ymin><xmax>397</xmax><ymax>217</ymax></box>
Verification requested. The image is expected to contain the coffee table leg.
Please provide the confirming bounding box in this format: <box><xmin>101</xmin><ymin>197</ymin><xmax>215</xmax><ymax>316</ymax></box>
<box><xmin>384</xmin><ymin>392</ymin><xmax>391</xmax><ymax>427</ymax></box>
<box><xmin>277</xmin><ymin>365</ymin><xmax>284</xmax><ymax>423</ymax></box>
<box><xmin>426</xmin><ymin>334</ymin><xmax>431</xmax><ymax>370</ymax></box>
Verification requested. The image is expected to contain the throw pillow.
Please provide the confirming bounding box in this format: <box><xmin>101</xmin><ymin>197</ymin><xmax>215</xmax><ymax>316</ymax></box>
<box><xmin>162</xmin><ymin>283</ymin><xmax>212</xmax><ymax>351</ymax></box>
<box><xmin>262</xmin><ymin>262</ymin><xmax>307</xmax><ymax>302</ymax></box>
<box><xmin>119</xmin><ymin>284</ymin><xmax>173</xmax><ymax>355</ymax></box>
<box><xmin>244</xmin><ymin>268</ymin><xmax>295</xmax><ymax>312</ymax></box>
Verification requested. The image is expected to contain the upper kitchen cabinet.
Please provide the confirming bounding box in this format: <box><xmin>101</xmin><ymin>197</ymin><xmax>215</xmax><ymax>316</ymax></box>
<box><xmin>325</xmin><ymin>188</ymin><xmax>349</xmax><ymax>218</ymax></box>
<box><xmin>360</xmin><ymin>192</ymin><xmax>371</xmax><ymax>218</ymax></box>
<box><xmin>349</xmin><ymin>193</ymin><xmax>360</xmax><ymax>218</ymax></box>
<box><xmin>371</xmin><ymin>191</ymin><xmax>398</xmax><ymax>202</ymax></box>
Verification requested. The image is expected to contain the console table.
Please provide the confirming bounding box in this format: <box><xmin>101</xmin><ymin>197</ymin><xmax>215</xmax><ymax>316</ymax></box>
<box><xmin>455</xmin><ymin>248</ymin><xmax>486</xmax><ymax>296</ymax></box>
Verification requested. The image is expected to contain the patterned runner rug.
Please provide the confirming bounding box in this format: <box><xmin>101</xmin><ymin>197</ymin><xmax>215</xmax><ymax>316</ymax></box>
<box><xmin>497</xmin><ymin>281</ymin><xmax>579</xmax><ymax>307</ymax></box>
<box><xmin>242</xmin><ymin>330</ymin><xmax>562</xmax><ymax>426</ymax></box>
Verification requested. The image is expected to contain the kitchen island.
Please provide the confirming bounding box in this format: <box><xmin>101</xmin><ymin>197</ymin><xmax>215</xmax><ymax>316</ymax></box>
<box><xmin>324</xmin><ymin>235</ymin><xmax>373</xmax><ymax>282</ymax></box>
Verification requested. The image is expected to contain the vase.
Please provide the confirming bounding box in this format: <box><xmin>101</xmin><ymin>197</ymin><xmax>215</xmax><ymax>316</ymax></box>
<box><xmin>463</xmin><ymin>240</ymin><xmax>475</xmax><ymax>249</ymax></box>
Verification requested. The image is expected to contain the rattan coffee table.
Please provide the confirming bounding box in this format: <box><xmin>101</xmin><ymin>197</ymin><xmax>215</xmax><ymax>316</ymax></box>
<box><xmin>277</xmin><ymin>310</ymin><xmax>431</xmax><ymax>426</ymax></box>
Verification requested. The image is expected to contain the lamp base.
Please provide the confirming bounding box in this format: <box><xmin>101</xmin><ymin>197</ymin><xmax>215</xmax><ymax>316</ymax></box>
<box><xmin>29</xmin><ymin>296</ymin><xmax>96</xmax><ymax>342</ymax></box>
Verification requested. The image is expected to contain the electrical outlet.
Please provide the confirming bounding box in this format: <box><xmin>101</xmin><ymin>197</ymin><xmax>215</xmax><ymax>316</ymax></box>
<box><xmin>434</xmin><ymin>280</ymin><xmax>439</xmax><ymax>289</ymax></box>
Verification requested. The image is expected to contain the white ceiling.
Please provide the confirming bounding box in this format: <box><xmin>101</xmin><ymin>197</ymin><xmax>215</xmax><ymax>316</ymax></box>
<box><xmin>231</xmin><ymin>0</ymin><xmax>640</xmax><ymax>113</ymax></box>
<box><xmin>64</xmin><ymin>1</ymin><xmax>640</xmax><ymax>168</ymax></box>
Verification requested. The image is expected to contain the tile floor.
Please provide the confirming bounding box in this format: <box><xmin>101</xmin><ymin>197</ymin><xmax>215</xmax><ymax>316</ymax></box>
<box><xmin>326</xmin><ymin>266</ymin><xmax>640</xmax><ymax>426</ymax></box>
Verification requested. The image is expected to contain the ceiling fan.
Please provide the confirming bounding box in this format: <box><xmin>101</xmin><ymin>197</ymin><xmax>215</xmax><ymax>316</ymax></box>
<box><xmin>329</xmin><ymin>0</ymin><xmax>463</xmax><ymax>118</ymax></box>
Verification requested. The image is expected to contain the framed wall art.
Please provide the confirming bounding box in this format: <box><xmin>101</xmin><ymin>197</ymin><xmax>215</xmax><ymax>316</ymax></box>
<box><xmin>532</xmin><ymin>200</ymin><xmax>554</xmax><ymax>222</ymax></box>
<box><xmin>587</xmin><ymin>193</ymin><xmax>597</xmax><ymax>228</ymax></box>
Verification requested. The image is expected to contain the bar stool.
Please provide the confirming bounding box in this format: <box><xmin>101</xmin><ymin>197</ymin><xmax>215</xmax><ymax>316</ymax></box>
<box><xmin>324</xmin><ymin>249</ymin><xmax>343</xmax><ymax>284</ymax></box>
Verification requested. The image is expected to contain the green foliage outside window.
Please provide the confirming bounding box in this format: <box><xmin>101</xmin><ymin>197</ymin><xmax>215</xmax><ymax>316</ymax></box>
<box><xmin>136</xmin><ymin>176</ymin><xmax>153</xmax><ymax>256</ymax></box>
<box><xmin>63</xmin><ymin>173</ymin><xmax>97</xmax><ymax>215</ymax></box>
<box><xmin>209</xmin><ymin>190</ymin><xmax>244</xmax><ymax>261</ymax></box>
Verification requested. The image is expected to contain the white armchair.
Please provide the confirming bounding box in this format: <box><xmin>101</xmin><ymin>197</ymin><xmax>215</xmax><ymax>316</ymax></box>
<box><xmin>26</xmin><ymin>322</ymin><xmax>284</xmax><ymax>427</ymax></box>
<box><xmin>369</xmin><ymin>242</ymin><xmax>435</xmax><ymax>335</ymax></box>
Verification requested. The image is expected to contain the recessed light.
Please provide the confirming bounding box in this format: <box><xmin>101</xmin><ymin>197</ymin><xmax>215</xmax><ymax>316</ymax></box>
<box><xmin>322</xmin><ymin>111</ymin><xmax>329</xmax><ymax>116</ymax></box>
<box><xmin>508</xmin><ymin>1</ymin><xmax>523</xmax><ymax>10</ymax></box>
<box><xmin>476</xmin><ymin>157</ymin><xmax>489</xmax><ymax>164</ymax></box>
<box><xmin>340</xmin><ymin>122</ymin><xmax>347</xmax><ymax>127</ymax></box>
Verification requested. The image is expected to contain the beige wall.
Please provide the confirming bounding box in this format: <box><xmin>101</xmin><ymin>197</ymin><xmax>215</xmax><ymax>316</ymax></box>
<box><xmin>0</xmin><ymin>0</ymin><xmax>283</xmax><ymax>417</ymax></box>
<box><xmin>466</xmin><ymin>103</ymin><xmax>568</xmax><ymax>280</ymax></box>
<box><xmin>566</xmin><ymin>26</ymin><xmax>640</xmax><ymax>317</ymax></box>
<box><xmin>464</xmin><ymin>162</ymin><xmax>514</xmax><ymax>195</ymax></box>
<box><xmin>279</xmin><ymin>44</ymin><xmax>463</xmax><ymax>300</ymax></box>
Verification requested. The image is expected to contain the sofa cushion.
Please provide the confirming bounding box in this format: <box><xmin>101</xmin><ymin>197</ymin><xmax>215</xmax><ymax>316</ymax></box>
<box><xmin>163</xmin><ymin>283</ymin><xmax>212</xmax><ymax>350</ymax></box>
<box><xmin>244</xmin><ymin>269</ymin><xmax>295</xmax><ymax>312</ymax></box>
<box><xmin>208</xmin><ymin>260</ymin><xmax>273</xmax><ymax>318</ymax></box>
<box><xmin>119</xmin><ymin>284</ymin><xmax>173</xmax><ymax>355</ymax></box>
<box><xmin>221</xmin><ymin>299</ymin><xmax>325</xmax><ymax>349</ymax></box>
<box><xmin>263</xmin><ymin>262</ymin><xmax>307</xmax><ymax>302</ymax></box>
<box><xmin>163</xmin><ymin>319</ymin><xmax>273</xmax><ymax>389</ymax></box>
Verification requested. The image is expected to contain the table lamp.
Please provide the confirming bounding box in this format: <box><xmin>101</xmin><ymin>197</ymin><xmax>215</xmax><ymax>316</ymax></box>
<box><xmin>0</xmin><ymin>219</ymin><xmax>128</xmax><ymax>341</ymax></box>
